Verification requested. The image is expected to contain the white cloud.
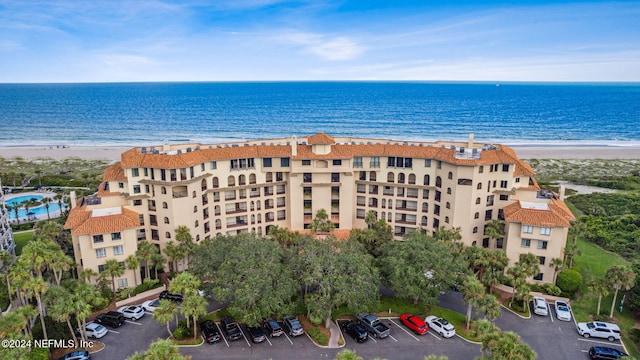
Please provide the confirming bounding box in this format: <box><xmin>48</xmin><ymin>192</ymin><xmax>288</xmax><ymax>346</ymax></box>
<box><xmin>281</xmin><ymin>31</ymin><xmax>364</xmax><ymax>61</ymax></box>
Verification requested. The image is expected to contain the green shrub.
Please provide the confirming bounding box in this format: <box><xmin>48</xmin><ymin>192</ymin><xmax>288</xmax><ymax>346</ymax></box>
<box><xmin>542</xmin><ymin>283</ymin><xmax>562</xmax><ymax>296</ymax></box>
<box><xmin>172</xmin><ymin>320</ymin><xmax>193</xmax><ymax>340</ymax></box>
<box><xmin>556</xmin><ymin>269</ymin><xmax>583</xmax><ymax>294</ymax></box>
<box><xmin>307</xmin><ymin>328</ymin><xmax>328</xmax><ymax>346</ymax></box>
<box><xmin>24</xmin><ymin>347</ymin><xmax>49</xmax><ymax>360</ymax></box>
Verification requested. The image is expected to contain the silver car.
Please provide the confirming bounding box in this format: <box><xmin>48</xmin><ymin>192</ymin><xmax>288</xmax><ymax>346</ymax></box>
<box><xmin>577</xmin><ymin>321</ymin><xmax>621</xmax><ymax>342</ymax></box>
<box><xmin>554</xmin><ymin>300</ymin><xmax>572</xmax><ymax>321</ymax></box>
<box><xmin>533</xmin><ymin>297</ymin><xmax>548</xmax><ymax>316</ymax></box>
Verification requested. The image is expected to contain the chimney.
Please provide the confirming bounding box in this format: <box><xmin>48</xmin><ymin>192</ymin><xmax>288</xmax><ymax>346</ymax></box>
<box><xmin>468</xmin><ymin>133</ymin><xmax>474</xmax><ymax>151</ymax></box>
<box><xmin>558</xmin><ymin>184</ymin><xmax>566</xmax><ymax>201</ymax></box>
<box><xmin>70</xmin><ymin>191</ymin><xmax>77</xmax><ymax>209</ymax></box>
<box><xmin>291</xmin><ymin>136</ymin><xmax>297</xmax><ymax>156</ymax></box>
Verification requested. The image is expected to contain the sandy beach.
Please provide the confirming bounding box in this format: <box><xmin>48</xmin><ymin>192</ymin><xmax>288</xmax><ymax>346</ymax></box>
<box><xmin>2</xmin><ymin>144</ymin><xmax>640</xmax><ymax>161</ymax></box>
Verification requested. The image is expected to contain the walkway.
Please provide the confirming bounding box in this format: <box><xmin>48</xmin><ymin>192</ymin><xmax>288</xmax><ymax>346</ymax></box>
<box><xmin>327</xmin><ymin>320</ymin><xmax>341</xmax><ymax>348</ymax></box>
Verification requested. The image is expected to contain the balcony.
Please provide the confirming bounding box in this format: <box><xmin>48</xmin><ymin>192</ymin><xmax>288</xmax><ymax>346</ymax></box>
<box><xmin>357</xmin><ymin>184</ymin><xmax>366</xmax><ymax>194</ymax></box>
<box><xmin>250</xmin><ymin>189</ymin><xmax>260</xmax><ymax>198</ymax></box>
<box><xmin>383</xmin><ymin>189</ymin><xmax>394</xmax><ymax>196</ymax></box>
<box><xmin>276</xmin><ymin>185</ymin><xmax>286</xmax><ymax>194</ymax></box>
<box><xmin>369</xmin><ymin>185</ymin><xmax>379</xmax><ymax>195</ymax></box>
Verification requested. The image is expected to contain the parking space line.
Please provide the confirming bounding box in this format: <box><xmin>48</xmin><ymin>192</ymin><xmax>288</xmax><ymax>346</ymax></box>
<box><xmin>108</xmin><ymin>330</ymin><xmax>120</xmax><ymax>334</ymax></box>
<box><xmin>549</xmin><ymin>305</ymin><xmax>554</xmax><ymax>323</ymax></box>
<box><xmin>125</xmin><ymin>320</ymin><xmax>142</xmax><ymax>325</ymax></box>
<box><xmin>368</xmin><ymin>335</ymin><xmax>377</xmax><ymax>343</ymax></box>
<box><xmin>577</xmin><ymin>337</ymin><xmax>624</xmax><ymax>346</ymax></box>
<box><xmin>238</xmin><ymin>324</ymin><xmax>252</xmax><ymax>347</ymax></box>
<box><xmin>215</xmin><ymin>322</ymin><xmax>229</xmax><ymax>347</ymax></box>
<box><xmin>428</xmin><ymin>332</ymin><xmax>442</xmax><ymax>340</ymax></box>
<box><xmin>265</xmin><ymin>335</ymin><xmax>272</xmax><ymax>346</ymax></box>
<box><xmin>282</xmin><ymin>332</ymin><xmax>294</xmax><ymax>345</ymax></box>
<box><xmin>388</xmin><ymin>319</ymin><xmax>420</xmax><ymax>342</ymax></box>
<box><xmin>388</xmin><ymin>335</ymin><xmax>398</xmax><ymax>342</ymax></box>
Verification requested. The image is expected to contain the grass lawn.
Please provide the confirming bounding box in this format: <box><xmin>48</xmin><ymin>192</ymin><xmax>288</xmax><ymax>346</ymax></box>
<box><xmin>570</xmin><ymin>238</ymin><xmax>639</xmax><ymax>358</ymax></box>
<box><xmin>13</xmin><ymin>231</ymin><xmax>34</xmax><ymax>256</ymax></box>
<box><xmin>429</xmin><ymin>305</ymin><xmax>479</xmax><ymax>342</ymax></box>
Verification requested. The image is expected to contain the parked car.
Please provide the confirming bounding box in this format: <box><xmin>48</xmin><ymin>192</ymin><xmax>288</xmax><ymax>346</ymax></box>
<box><xmin>399</xmin><ymin>314</ymin><xmax>428</xmax><ymax>335</ymax></box>
<box><xmin>343</xmin><ymin>320</ymin><xmax>368</xmax><ymax>343</ymax></box>
<box><xmin>578</xmin><ymin>322</ymin><xmax>621</xmax><ymax>342</ymax></box>
<box><xmin>554</xmin><ymin>300</ymin><xmax>572</xmax><ymax>321</ymax></box>
<box><xmin>55</xmin><ymin>350</ymin><xmax>91</xmax><ymax>360</ymax></box>
<box><xmin>95</xmin><ymin>311</ymin><xmax>125</xmax><ymax>328</ymax></box>
<box><xmin>247</xmin><ymin>326</ymin><xmax>267</xmax><ymax>343</ymax></box>
<box><xmin>117</xmin><ymin>305</ymin><xmax>145</xmax><ymax>320</ymax></box>
<box><xmin>357</xmin><ymin>313</ymin><xmax>390</xmax><ymax>339</ymax></box>
<box><xmin>200</xmin><ymin>320</ymin><xmax>221</xmax><ymax>344</ymax></box>
<box><xmin>159</xmin><ymin>290</ymin><xmax>184</xmax><ymax>303</ymax></box>
<box><xmin>588</xmin><ymin>346</ymin><xmax>628</xmax><ymax>359</ymax></box>
<box><xmin>533</xmin><ymin>296</ymin><xmax>548</xmax><ymax>316</ymax></box>
<box><xmin>220</xmin><ymin>317</ymin><xmax>243</xmax><ymax>341</ymax></box>
<box><xmin>263</xmin><ymin>318</ymin><xmax>284</xmax><ymax>337</ymax></box>
<box><xmin>141</xmin><ymin>298</ymin><xmax>161</xmax><ymax>312</ymax></box>
<box><xmin>82</xmin><ymin>322</ymin><xmax>108</xmax><ymax>339</ymax></box>
<box><xmin>425</xmin><ymin>316</ymin><xmax>455</xmax><ymax>338</ymax></box>
<box><xmin>282</xmin><ymin>315</ymin><xmax>304</xmax><ymax>337</ymax></box>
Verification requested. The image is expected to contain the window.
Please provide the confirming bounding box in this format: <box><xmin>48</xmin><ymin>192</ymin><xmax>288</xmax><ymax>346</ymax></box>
<box><xmin>210</xmin><ymin>161</ymin><xmax>217</xmax><ymax>170</ymax></box>
<box><xmin>162</xmin><ymin>202</ymin><xmax>168</xmax><ymax>209</ymax></box>
<box><xmin>533</xmin><ymin>273</ymin><xmax>543</xmax><ymax>281</ymax></box>
<box><xmin>133</xmin><ymin>199</ymin><xmax>142</xmax><ymax>206</ymax></box>
<box><xmin>479</xmin><ymin>166</ymin><xmax>484</xmax><ymax>173</ymax></box>
<box><xmin>387</xmin><ymin>157</ymin><xmax>396</xmax><ymax>167</ymax></box>
<box><xmin>281</xmin><ymin>157</ymin><xmax>290</xmax><ymax>167</ymax></box>
<box><xmin>98</xmin><ymin>265</ymin><xmax>105</xmax><ymax>273</ymax></box>
<box><xmin>113</xmin><ymin>246</ymin><xmax>123</xmax><ymax>256</ymax></box>
<box><xmin>164</xmin><ymin>217</ymin><xmax>170</xmax><ymax>224</ymax></box>
<box><xmin>303</xmin><ymin>173</ymin><xmax>312</xmax><ymax>183</ymax></box>
<box><xmin>133</xmin><ymin>185</ymin><xmax>141</xmax><ymax>194</ymax></box>
<box><xmin>477</xmin><ymin>183</ymin><xmax>482</xmax><ymax>190</ymax></box>
<box><xmin>132</xmin><ymin>168</ymin><xmax>139</xmax><ymax>177</ymax></box>
<box><xmin>353</xmin><ymin>157</ymin><xmax>362</xmax><ymax>167</ymax></box>
<box><xmin>496</xmin><ymin>238</ymin><xmax>504</xmax><ymax>249</ymax></box>
<box><xmin>473</xmin><ymin>226</ymin><xmax>478</xmax><ymax>233</ymax></box>
<box><xmin>537</xmin><ymin>240</ymin><xmax>548</xmax><ymax>249</ymax></box>
<box><xmin>405</xmin><ymin>158</ymin><xmax>413</xmax><ymax>168</ymax></box>
<box><xmin>331</xmin><ymin>173</ymin><xmax>340</xmax><ymax>182</ymax></box>
<box><xmin>263</xmin><ymin>158</ymin><xmax>272</xmax><ymax>167</ymax></box>
<box><xmin>96</xmin><ymin>248</ymin><xmax>106</xmax><ymax>258</ymax></box>
<box><xmin>539</xmin><ymin>256</ymin><xmax>546</xmax><ymax>265</ymax></box>
<box><xmin>93</xmin><ymin>235</ymin><xmax>104</xmax><ymax>243</ymax></box>
<box><xmin>166</xmin><ymin>232</ymin><xmax>171</xmax><ymax>239</ymax></box>
<box><xmin>523</xmin><ymin>225</ymin><xmax>534</xmax><ymax>234</ymax></box>
<box><xmin>502</xmin><ymin>164</ymin><xmax>510</xmax><ymax>172</ymax></box>
<box><xmin>499</xmin><ymin>194</ymin><xmax>509</xmax><ymax>201</ymax></box>
<box><xmin>476</xmin><ymin>197</ymin><xmax>481</xmax><ymax>205</ymax></box>
<box><xmin>370</xmin><ymin>157</ymin><xmax>380</xmax><ymax>167</ymax></box>
<box><xmin>111</xmin><ymin>232</ymin><xmax>121</xmax><ymax>241</ymax></box>
<box><xmin>117</xmin><ymin>278</ymin><xmax>128</xmax><ymax>288</ymax></box>
<box><xmin>118</xmin><ymin>182</ymin><xmax>124</xmax><ymax>188</ymax></box>
<box><xmin>302</xmin><ymin>160</ymin><xmax>311</xmax><ymax>166</ymax></box>
<box><xmin>515</xmin><ymin>177</ymin><xmax>520</xmax><ymax>183</ymax></box>
<box><xmin>482</xmin><ymin>238</ymin><xmax>490</xmax><ymax>248</ymax></box>
<box><xmin>521</xmin><ymin>239</ymin><xmax>531</xmax><ymax>248</ymax></box>
<box><xmin>500</xmin><ymin>180</ymin><xmax>508</xmax><ymax>188</ymax></box>
<box><xmin>540</xmin><ymin>227</ymin><xmax>551</xmax><ymax>235</ymax></box>
<box><xmin>474</xmin><ymin>212</ymin><xmax>480</xmax><ymax>219</ymax></box>
<box><xmin>333</xmin><ymin>160</ymin><xmax>342</xmax><ymax>166</ymax></box>
<box><xmin>448</xmin><ymin>172</ymin><xmax>453</xmax><ymax>180</ymax></box>
<box><xmin>424</xmin><ymin>159</ymin><xmax>431</xmax><ymax>167</ymax></box>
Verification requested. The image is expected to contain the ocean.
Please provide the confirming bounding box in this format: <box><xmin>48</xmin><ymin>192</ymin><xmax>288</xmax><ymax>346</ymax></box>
<box><xmin>0</xmin><ymin>82</ymin><xmax>639</xmax><ymax>147</ymax></box>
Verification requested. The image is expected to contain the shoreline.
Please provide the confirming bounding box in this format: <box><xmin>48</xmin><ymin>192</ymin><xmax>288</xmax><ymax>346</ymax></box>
<box><xmin>2</xmin><ymin>144</ymin><xmax>640</xmax><ymax>161</ymax></box>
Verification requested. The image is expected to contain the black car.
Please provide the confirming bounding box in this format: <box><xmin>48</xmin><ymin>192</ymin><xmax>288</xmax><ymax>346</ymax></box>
<box><xmin>589</xmin><ymin>346</ymin><xmax>628</xmax><ymax>359</ymax></box>
<box><xmin>344</xmin><ymin>320</ymin><xmax>368</xmax><ymax>343</ymax></box>
<box><xmin>247</xmin><ymin>326</ymin><xmax>267</xmax><ymax>343</ymax></box>
<box><xmin>159</xmin><ymin>290</ymin><xmax>184</xmax><ymax>303</ymax></box>
<box><xmin>94</xmin><ymin>311</ymin><xmax>125</xmax><ymax>328</ymax></box>
<box><xmin>263</xmin><ymin>318</ymin><xmax>284</xmax><ymax>337</ymax></box>
<box><xmin>200</xmin><ymin>320</ymin><xmax>221</xmax><ymax>344</ymax></box>
<box><xmin>220</xmin><ymin>317</ymin><xmax>243</xmax><ymax>341</ymax></box>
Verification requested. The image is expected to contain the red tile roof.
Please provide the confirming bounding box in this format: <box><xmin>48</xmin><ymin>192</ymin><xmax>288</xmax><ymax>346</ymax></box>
<box><xmin>64</xmin><ymin>206</ymin><xmax>140</xmax><ymax>235</ymax></box>
<box><xmin>307</xmin><ymin>132</ymin><xmax>335</xmax><ymax>145</ymax></box>
<box><xmin>103</xmin><ymin>162</ymin><xmax>127</xmax><ymax>181</ymax></box>
<box><xmin>503</xmin><ymin>201</ymin><xmax>574</xmax><ymax>228</ymax></box>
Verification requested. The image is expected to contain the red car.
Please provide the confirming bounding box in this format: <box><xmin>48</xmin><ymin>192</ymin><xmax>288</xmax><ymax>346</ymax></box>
<box><xmin>399</xmin><ymin>314</ymin><xmax>428</xmax><ymax>335</ymax></box>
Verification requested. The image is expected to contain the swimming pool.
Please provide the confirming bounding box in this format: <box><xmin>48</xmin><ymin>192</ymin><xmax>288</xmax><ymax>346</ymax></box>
<box><xmin>4</xmin><ymin>194</ymin><xmax>65</xmax><ymax>220</ymax></box>
<box><xmin>6</xmin><ymin>195</ymin><xmax>44</xmax><ymax>206</ymax></box>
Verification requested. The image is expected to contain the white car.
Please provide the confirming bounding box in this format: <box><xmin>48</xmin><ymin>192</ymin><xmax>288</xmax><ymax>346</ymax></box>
<box><xmin>142</xmin><ymin>298</ymin><xmax>161</xmax><ymax>312</ymax></box>
<box><xmin>533</xmin><ymin>296</ymin><xmax>548</xmax><ymax>316</ymax></box>
<box><xmin>554</xmin><ymin>300</ymin><xmax>572</xmax><ymax>321</ymax></box>
<box><xmin>425</xmin><ymin>315</ymin><xmax>456</xmax><ymax>338</ymax></box>
<box><xmin>577</xmin><ymin>321</ymin><xmax>621</xmax><ymax>342</ymax></box>
<box><xmin>83</xmin><ymin>322</ymin><xmax>108</xmax><ymax>339</ymax></box>
<box><xmin>118</xmin><ymin>305</ymin><xmax>145</xmax><ymax>320</ymax></box>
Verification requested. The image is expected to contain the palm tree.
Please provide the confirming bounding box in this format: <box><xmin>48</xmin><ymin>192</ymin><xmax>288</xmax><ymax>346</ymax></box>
<box><xmin>79</xmin><ymin>268</ymin><xmax>98</xmax><ymax>284</ymax></box>
<box><xmin>128</xmin><ymin>339</ymin><xmax>187</xmax><ymax>360</ymax></box>
<box><xmin>480</xmin><ymin>250</ymin><xmax>509</xmax><ymax>291</ymax></box>
<box><xmin>150</xmin><ymin>253</ymin><xmax>164</xmax><ymax>280</ymax></box>
<box><xmin>309</xmin><ymin>209</ymin><xmax>334</xmax><ymax>233</ymax></box>
<box><xmin>23</xmin><ymin>276</ymin><xmax>48</xmax><ymax>340</ymax></box>
<box><xmin>181</xmin><ymin>295</ymin><xmax>208</xmax><ymax>340</ymax></box>
<box><xmin>484</xmin><ymin>219</ymin><xmax>504</xmax><ymax>247</ymax></box>
<box><xmin>477</xmin><ymin>293</ymin><xmax>502</xmax><ymax>320</ymax></box>
<box><xmin>170</xmin><ymin>271</ymin><xmax>201</xmax><ymax>298</ymax></box>
<box><xmin>364</xmin><ymin>210</ymin><xmax>377</xmax><ymax>229</ymax></box>
<box><xmin>588</xmin><ymin>279</ymin><xmax>609</xmax><ymax>316</ymax></box>
<box><xmin>42</xmin><ymin>197</ymin><xmax>51</xmax><ymax>220</ymax></box>
<box><xmin>136</xmin><ymin>241</ymin><xmax>158</xmax><ymax>281</ymax></box>
<box><xmin>102</xmin><ymin>259</ymin><xmax>125</xmax><ymax>300</ymax></box>
<box><xmin>461</xmin><ymin>275</ymin><xmax>486</xmax><ymax>329</ymax></box>
<box><xmin>48</xmin><ymin>250</ymin><xmax>74</xmax><ymax>286</ymax></box>
<box><xmin>125</xmin><ymin>255</ymin><xmax>140</xmax><ymax>287</ymax></box>
<box><xmin>470</xmin><ymin>319</ymin><xmax>499</xmax><ymax>358</ymax></box>
<box><xmin>0</xmin><ymin>250</ymin><xmax>15</xmax><ymax>305</ymax></box>
<box><xmin>153</xmin><ymin>299</ymin><xmax>178</xmax><ymax>337</ymax></box>
<box><xmin>606</xmin><ymin>265</ymin><xmax>636</xmax><ymax>318</ymax></box>
<box><xmin>163</xmin><ymin>241</ymin><xmax>183</xmax><ymax>274</ymax></box>
<box><xmin>549</xmin><ymin>257</ymin><xmax>564</xmax><ymax>284</ymax></box>
<box><xmin>16</xmin><ymin>304</ymin><xmax>38</xmax><ymax>338</ymax></box>
<box><xmin>46</xmin><ymin>285</ymin><xmax>78</xmax><ymax>344</ymax></box>
<box><xmin>175</xmin><ymin>225</ymin><xmax>194</xmax><ymax>269</ymax></box>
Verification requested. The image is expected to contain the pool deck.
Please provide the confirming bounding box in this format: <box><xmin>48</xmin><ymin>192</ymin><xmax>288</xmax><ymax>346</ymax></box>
<box><xmin>4</xmin><ymin>190</ymin><xmax>65</xmax><ymax>223</ymax></box>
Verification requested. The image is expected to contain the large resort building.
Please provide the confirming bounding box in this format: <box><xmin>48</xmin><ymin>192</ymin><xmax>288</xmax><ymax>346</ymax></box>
<box><xmin>0</xmin><ymin>180</ymin><xmax>16</xmax><ymax>257</ymax></box>
<box><xmin>64</xmin><ymin>133</ymin><xmax>575</xmax><ymax>289</ymax></box>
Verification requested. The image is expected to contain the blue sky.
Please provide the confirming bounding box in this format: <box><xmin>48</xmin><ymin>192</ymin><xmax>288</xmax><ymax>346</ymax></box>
<box><xmin>1</xmin><ymin>0</ymin><xmax>639</xmax><ymax>82</ymax></box>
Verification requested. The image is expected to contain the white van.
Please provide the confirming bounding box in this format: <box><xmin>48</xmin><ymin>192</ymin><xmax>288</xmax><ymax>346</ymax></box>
<box><xmin>533</xmin><ymin>296</ymin><xmax>548</xmax><ymax>316</ymax></box>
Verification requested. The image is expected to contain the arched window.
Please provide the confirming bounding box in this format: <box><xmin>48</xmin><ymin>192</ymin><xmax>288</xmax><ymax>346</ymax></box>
<box><xmin>435</xmin><ymin>176</ymin><xmax>442</xmax><ymax>188</ymax></box>
<box><xmin>475</xmin><ymin>197</ymin><xmax>481</xmax><ymax>205</ymax></box>
<box><xmin>251</xmin><ymin>214</ymin><xmax>255</xmax><ymax>224</ymax></box>
<box><xmin>388</xmin><ymin>200</ymin><xmax>393</xmax><ymax>209</ymax></box>
<box><xmin>250</xmin><ymin>201</ymin><xmax>255</xmax><ymax>211</ymax></box>
<box><xmin>195</xmin><ymin>220</ymin><xmax>199</xmax><ymax>227</ymax></box>
<box><xmin>214</xmin><ymin>205</ymin><xmax>221</xmax><ymax>215</ymax></box>
<box><xmin>477</xmin><ymin>183</ymin><xmax>482</xmax><ymax>190</ymax></box>
<box><xmin>447</xmin><ymin>187</ymin><xmax>451</xmax><ymax>195</ymax></box>
<box><xmin>473</xmin><ymin>226</ymin><xmax>478</xmax><ymax>233</ymax></box>
<box><xmin>239</xmin><ymin>174</ymin><xmax>246</xmax><ymax>185</ymax></box>
<box><xmin>474</xmin><ymin>212</ymin><xmax>480</xmax><ymax>219</ymax></box>
<box><xmin>398</xmin><ymin>173</ymin><xmax>405</xmax><ymax>184</ymax></box>
<box><xmin>165</xmin><ymin>232</ymin><xmax>171</xmax><ymax>239</ymax></box>
<box><xmin>161</xmin><ymin>186</ymin><xmax>167</xmax><ymax>194</ymax></box>
<box><xmin>381</xmin><ymin>199</ymin><xmax>386</xmax><ymax>208</ymax></box>
<box><xmin>164</xmin><ymin>217</ymin><xmax>170</xmax><ymax>224</ymax></box>
<box><xmin>227</xmin><ymin>175</ymin><xmax>235</xmax><ymax>187</ymax></box>
<box><xmin>196</xmin><ymin>235</ymin><xmax>200</xmax><ymax>241</ymax></box>
<box><xmin>201</xmin><ymin>179</ymin><xmax>207</xmax><ymax>191</ymax></box>
<box><xmin>193</xmin><ymin>206</ymin><xmax>198</xmax><ymax>213</ymax></box>
<box><xmin>257</xmin><ymin>214</ymin><xmax>262</xmax><ymax>222</ymax></box>
<box><xmin>445</xmin><ymin>216</ymin><xmax>449</xmax><ymax>223</ymax></box>
<box><xmin>257</xmin><ymin>227</ymin><xmax>262</xmax><ymax>235</ymax></box>
<box><xmin>162</xmin><ymin>202</ymin><xmax>168</xmax><ymax>209</ymax></box>
<box><xmin>479</xmin><ymin>166</ymin><xmax>484</xmax><ymax>173</ymax></box>
<box><xmin>446</xmin><ymin>202</ymin><xmax>450</xmax><ymax>209</ymax></box>
<box><xmin>448</xmin><ymin>172</ymin><xmax>453</xmax><ymax>180</ymax></box>
<box><xmin>249</xmin><ymin>173</ymin><xmax>256</xmax><ymax>184</ymax></box>
<box><xmin>424</xmin><ymin>175</ymin><xmax>430</xmax><ymax>186</ymax></box>
<box><xmin>387</xmin><ymin>212</ymin><xmax>392</xmax><ymax>222</ymax></box>
<box><xmin>256</xmin><ymin>200</ymin><xmax>261</xmax><ymax>210</ymax></box>
<box><xmin>421</xmin><ymin>216</ymin><xmax>428</xmax><ymax>226</ymax></box>
<box><xmin>192</xmin><ymin>191</ymin><xmax>196</xmax><ymax>198</ymax></box>
<box><xmin>408</xmin><ymin>174</ymin><xmax>416</xmax><ymax>184</ymax></box>
<box><xmin>215</xmin><ymin>219</ymin><xmax>221</xmax><ymax>228</ymax></box>
<box><xmin>369</xmin><ymin>172</ymin><xmax>377</xmax><ymax>181</ymax></box>
<box><xmin>212</xmin><ymin>177</ymin><xmax>219</xmax><ymax>188</ymax></box>
<box><xmin>387</xmin><ymin>172</ymin><xmax>395</xmax><ymax>183</ymax></box>
<box><xmin>266</xmin><ymin>173</ymin><xmax>273</xmax><ymax>183</ymax></box>
<box><xmin>382</xmin><ymin>212</ymin><xmax>386</xmax><ymax>220</ymax></box>
<box><xmin>422</xmin><ymin>203</ymin><xmax>429</xmax><ymax>212</ymax></box>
